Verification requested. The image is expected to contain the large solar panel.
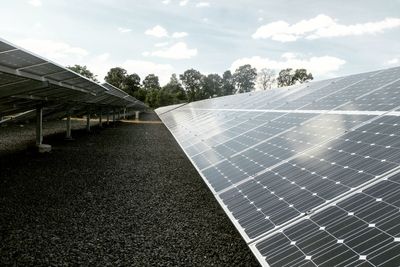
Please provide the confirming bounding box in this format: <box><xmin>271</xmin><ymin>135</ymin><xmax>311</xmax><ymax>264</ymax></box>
<box><xmin>0</xmin><ymin>38</ymin><xmax>146</xmax><ymax>121</ymax></box>
<box><xmin>253</xmin><ymin>172</ymin><xmax>400</xmax><ymax>266</ymax></box>
<box><xmin>156</xmin><ymin>66</ymin><xmax>400</xmax><ymax>266</ymax></box>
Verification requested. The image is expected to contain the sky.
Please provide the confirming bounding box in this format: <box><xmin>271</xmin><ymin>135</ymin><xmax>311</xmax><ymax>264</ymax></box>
<box><xmin>1</xmin><ymin>0</ymin><xmax>399</xmax><ymax>86</ymax></box>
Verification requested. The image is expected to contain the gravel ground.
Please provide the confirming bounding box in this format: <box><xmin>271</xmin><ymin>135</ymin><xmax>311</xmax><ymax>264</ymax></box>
<box><xmin>0</xmin><ymin>112</ymin><xmax>259</xmax><ymax>266</ymax></box>
<box><xmin>0</xmin><ymin>118</ymin><xmax>96</xmax><ymax>155</ymax></box>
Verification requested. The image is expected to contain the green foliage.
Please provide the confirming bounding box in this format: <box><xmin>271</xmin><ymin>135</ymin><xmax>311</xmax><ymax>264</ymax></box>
<box><xmin>180</xmin><ymin>69</ymin><xmax>203</xmax><ymax>102</ymax></box>
<box><xmin>233</xmin><ymin>64</ymin><xmax>258</xmax><ymax>93</ymax></box>
<box><xmin>202</xmin><ymin>74</ymin><xmax>223</xmax><ymax>98</ymax></box>
<box><xmin>157</xmin><ymin>88</ymin><xmax>175</xmax><ymax>107</ymax></box>
<box><xmin>222</xmin><ymin>70</ymin><xmax>235</xmax><ymax>96</ymax></box>
<box><xmin>125</xmin><ymin>73</ymin><xmax>141</xmax><ymax>95</ymax></box>
<box><xmin>97</xmin><ymin>65</ymin><xmax>314</xmax><ymax>109</ymax></box>
<box><xmin>294</xmin><ymin>69</ymin><xmax>313</xmax><ymax>83</ymax></box>
<box><xmin>277</xmin><ymin>68</ymin><xmax>313</xmax><ymax>87</ymax></box>
<box><xmin>67</xmin><ymin>64</ymin><xmax>99</xmax><ymax>82</ymax></box>
<box><xmin>138</xmin><ymin>74</ymin><xmax>187</xmax><ymax>108</ymax></box>
<box><xmin>104</xmin><ymin>67</ymin><xmax>141</xmax><ymax>96</ymax></box>
<box><xmin>145</xmin><ymin>89</ymin><xmax>159</xmax><ymax>108</ymax></box>
<box><xmin>163</xmin><ymin>74</ymin><xmax>186</xmax><ymax>101</ymax></box>
<box><xmin>104</xmin><ymin>67</ymin><xmax>128</xmax><ymax>89</ymax></box>
<box><xmin>134</xmin><ymin>88</ymin><xmax>147</xmax><ymax>102</ymax></box>
<box><xmin>143</xmin><ymin>74</ymin><xmax>161</xmax><ymax>90</ymax></box>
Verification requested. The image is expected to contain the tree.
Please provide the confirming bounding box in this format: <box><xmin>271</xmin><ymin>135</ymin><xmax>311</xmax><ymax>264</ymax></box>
<box><xmin>163</xmin><ymin>74</ymin><xmax>186</xmax><ymax>101</ymax></box>
<box><xmin>125</xmin><ymin>73</ymin><xmax>141</xmax><ymax>95</ymax></box>
<box><xmin>293</xmin><ymin>69</ymin><xmax>313</xmax><ymax>83</ymax></box>
<box><xmin>134</xmin><ymin>88</ymin><xmax>147</xmax><ymax>102</ymax></box>
<box><xmin>67</xmin><ymin>64</ymin><xmax>98</xmax><ymax>82</ymax></box>
<box><xmin>277</xmin><ymin>68</ymin><xmax>313</xmax><ymax>87</ymax></box>
<box><xmin>180</xmin><ymin>69</ymin><xmax>203</xmax><ymax>102</ymax></box>
<box><xmin>222</xmin><ymin>70</ymin><xmax>235</xmax><ymax>96</ymax></box>
<box><xmin>145</xmin><ymin>88</ymin><xmax>159</xmax><ymax>108</ymax></box>
<box><xmin>257</xmin><ymin>68</ymin><xmax>276</xmax><ymax>90</ymax></box>
<box><xmin>233</xmin><ymin>64</ymin><xmax>257</xmax><ymax>93</ymax></box>
<box><xmin>157</xmin><ymin>88</ymin><xmax>175</xmax><ymax>107</ymax></box>
<box><xmin>143</xmin><ymin>74</ymin><xmax>161</xmax><ymax>90</ymax></box>
<box><xmin>277</xmin><ymin>68</ymin><xmax>295</xmax><ymax>87</ymax></box>
<box><xmin>104</xmin><ymin>67</ymin><xmax>128</xmax><ymax>89</ymax></box>
<box><xmin>201</xmin><ymin>74</ymin><xmax>223</xmax><ymax>98</ymax></box>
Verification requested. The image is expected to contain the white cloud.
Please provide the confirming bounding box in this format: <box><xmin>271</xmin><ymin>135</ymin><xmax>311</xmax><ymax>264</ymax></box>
<box><xmin>230</xmin><ymin>53</ymin><xmax>346</xmax><ymax>78</ymax></box>
<box><xmin>15</xmin><ymin>39</ymin><xmax>89</xmax><ymax>64</ymax></box>
<box><xmin>179</xmin><ymin>0</ymin><xmax>189</xmax><ymax>6</ymax></box>
<box><xmin>253</xmin><ymin>15</ymin><xmax>400</xmax><ymax>42</ymax></box>
<box><xmin>162</xmin><ymin>0</ymin><xmax>170</xmax><ymax>4</ymax></box>
<box><xmin>148</xmin><ymin>42</ymin><xmax>197</xmax><ymax>60</ymax></box>
<box><xmin>14</xmin><ymin>38</ymin><xmax>174</xmax><ymax>85</ymax></box>
<box><xmin>117</xmin><ymin>27</ymin><xmax>132</xmax><ymax>33</ymax></box>
<box><xmin>172</xmin><ymin>32</ymin><xmax>188</xmax><ymax>38</ymax></box>
<box><xmin>196</xmin><ymin>2</ymin><xmax>210</xmax><ymax>7</ymax></box>
<box><xmin>154</xmin><ymin>42</ymin><xmax>169</xmax><ymax>47</ymax></box>
<box><xmin>145</xmin><ymin>25</ymin><xmax>168</xmax><ymax>38</ymax></box>
<box><xmin>258</xmin><ymin>17</ymin><xmax>264</xmax><ymax>22</ymax></box>
<box><xmin>386</xmin><ymin>58</ymin><xmax>399</xmax><ymax>65</ymax></box>
<box><xmin>86</xmin><ymin>53</ymin><xmax>113</xmax><ymax>82</ymax></box>
<box><xmin>28</xmin><ymin>0</ymin><xmax>42</xmax><ymax>7</ymax></box>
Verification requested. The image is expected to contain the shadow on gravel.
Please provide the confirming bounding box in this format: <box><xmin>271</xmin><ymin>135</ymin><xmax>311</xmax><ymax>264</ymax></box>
<box><xmin>0</xmin><ymin>115</ymin><xmax>259</xmax><ymax>266</ymax></box>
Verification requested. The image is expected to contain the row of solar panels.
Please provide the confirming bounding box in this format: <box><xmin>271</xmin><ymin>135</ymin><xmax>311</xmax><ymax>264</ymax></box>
<box><xmin>156</xmin><ymin>66</ymin><xmax>400</xmax><ymax>266</ymax></box>
<box><xmin>0</xmin><ymin>38</ymin><xmax>146</xmax><ymax>122</ymax></box>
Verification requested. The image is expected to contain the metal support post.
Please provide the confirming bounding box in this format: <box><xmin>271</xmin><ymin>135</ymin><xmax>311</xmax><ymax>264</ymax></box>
<box><xmin>35</xmin><ymin>106</ymin><xmax>51</xmax><ymax>152</ymax></box>
<box><xmin>135</xmin><ymin>111</ymin><xmax>140</xmax><ymax>121</ymax></box>
<box><xmin>66</xmin><ymin>115</ymin><xmax>72</xmax><ymax>139</ymax></box>
<box><xmin>36</xmin><ymin>107</ymin><xmax>43</xmax><ymax>145</ymax></box>
<box><xmin>99</xmin><ymin>110</ymin><xmax>103</xmax><ymax>127</ymax></box>
<box><xmin>86</xmin><ymin>113</ymin><xmax>91</xmax><ymax>132</ymax></box>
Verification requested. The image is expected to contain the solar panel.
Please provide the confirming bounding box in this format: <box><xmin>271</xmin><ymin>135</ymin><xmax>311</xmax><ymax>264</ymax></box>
<box><xmin>156</xmin><ymin>66</ymin><xmax>400</xmax><ymax>266</ymax></box>
<box><xmin>253</xmin><ymin>172</ymin><xmax>400</xmax><ymax>267</ymax></box>
<box><xmin>0</xmin><ymin>38</ymin><xmax>146</xmax><ymax>121</ymax></box>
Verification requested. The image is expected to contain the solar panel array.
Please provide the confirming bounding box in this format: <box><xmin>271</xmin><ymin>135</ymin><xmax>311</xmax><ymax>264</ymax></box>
<box><xmin>155</xmin><ymin>66</ymin><xmax>400</xmax><ymax>266</ymax></box>
<box><xmin>0</xmin><ymin>38</ymin><xmax>145</xmax><ymax>122</ymax></box>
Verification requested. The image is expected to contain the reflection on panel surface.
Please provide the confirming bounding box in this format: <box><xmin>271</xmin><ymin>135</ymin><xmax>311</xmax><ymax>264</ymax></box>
<box><xmin>156</xmin><ymin>66</ymin><xmax>400</xmax><ymax>266</ymax></box>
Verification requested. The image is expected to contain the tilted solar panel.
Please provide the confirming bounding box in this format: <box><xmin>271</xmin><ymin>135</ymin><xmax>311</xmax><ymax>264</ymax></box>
<box><xmin>156</xmin><ymin>66</ymin><xmax>400</xmax><ymax>266</ymax></box>
<box><xmin>0</xmin><ymin>38</ymin><xmax>146</xmax><ymax>120</ymax></box>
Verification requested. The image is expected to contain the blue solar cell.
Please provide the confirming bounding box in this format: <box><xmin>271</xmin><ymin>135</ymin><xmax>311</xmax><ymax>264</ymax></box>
<box><xmin>156</xmin><ymin>66</ymin><xmax>400</xmax><ymax>266</ymax></box>
<box><xmin>255</xmin><ymin>173</ymin><xmax>400</xmax><ymax>267</ymax></box>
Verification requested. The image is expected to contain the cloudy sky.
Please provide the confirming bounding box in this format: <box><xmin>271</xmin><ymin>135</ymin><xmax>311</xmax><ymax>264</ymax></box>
<box><xmin>1</xmin><ymin>0</ymin><xmax>399</xmax><ymax>85</ymax></box>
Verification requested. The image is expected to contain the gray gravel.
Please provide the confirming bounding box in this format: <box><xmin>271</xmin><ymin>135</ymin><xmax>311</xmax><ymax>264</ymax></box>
<box><xmin>0</xmin><ymin>112</ymin><xmax>259</xmax><ymax>266</ymax></box>
<box><xmin>0</xmin><ymin>119</ymin><xmax>94</xmax><ymax>155</ymax></box>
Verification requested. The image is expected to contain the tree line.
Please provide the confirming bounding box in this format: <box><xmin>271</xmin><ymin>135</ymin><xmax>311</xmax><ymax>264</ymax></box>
<box><xmin>67</xmin><ymin>64</ymin><xmax>313</xmax><ymax>108</ymax></box>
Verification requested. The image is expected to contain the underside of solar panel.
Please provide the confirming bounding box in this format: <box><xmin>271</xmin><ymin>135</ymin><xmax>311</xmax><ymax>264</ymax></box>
<box><xmin>0</xmin><ymin>38</ymin><xmax>146</xmax><ymax>122</ymax></box>
<box><xmin>156</xmin><ymin>66</ymin><xmax>400</xmax><ymax>266</ymax></box>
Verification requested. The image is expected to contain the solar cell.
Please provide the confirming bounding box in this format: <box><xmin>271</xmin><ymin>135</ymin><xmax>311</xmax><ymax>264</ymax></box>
<box><xmin>254</xmin><ymin>172</ymin><xmax>400</xmax><ymax>267</ymax></box>
<box><xmin>302</xmin><ymin>68</ymin><xmax>400</xmax><ymax>111</ymax></box>
<box><xmin>339</xmin><ymin>79</ymin><xmax>400</xmax><ymax>111</ymax></box>
<box><xmin>277</xmin><ymin>71</ymin><xmax>377</xmax><ymax>110</ymax></box>
<box><xmin>157</xmin><ymin>66</ymin><xmax>400</xmax><ymax>266</ymax></box>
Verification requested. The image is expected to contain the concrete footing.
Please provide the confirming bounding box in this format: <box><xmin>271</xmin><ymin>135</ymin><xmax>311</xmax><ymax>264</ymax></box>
<box><xmin>36</xmin><ymin>144</ymin><xmax>52</xmax><ymax>153</ymax></box>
